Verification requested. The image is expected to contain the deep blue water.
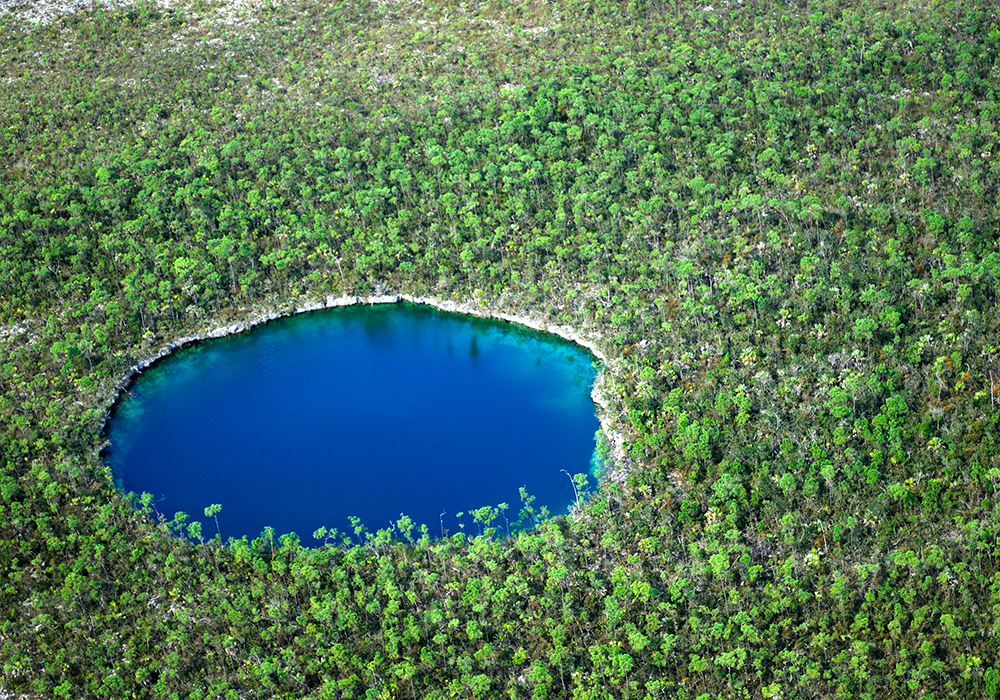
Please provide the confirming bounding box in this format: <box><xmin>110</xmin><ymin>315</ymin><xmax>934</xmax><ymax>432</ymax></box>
<box><xmin>103</xmin><ymin>303</ymin><xmax>600</xmax><ymax>543</ymax></box>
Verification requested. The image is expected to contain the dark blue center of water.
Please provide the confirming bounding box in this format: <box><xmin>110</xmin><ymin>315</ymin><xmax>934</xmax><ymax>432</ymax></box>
<box><xmin>104</xmin><ymin>303</ymin><xmax>600</xmax><ymax>543</ymax></box>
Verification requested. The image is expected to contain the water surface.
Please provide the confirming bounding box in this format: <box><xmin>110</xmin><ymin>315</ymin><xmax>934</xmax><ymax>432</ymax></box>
<box><xmin>103</xmin><ymin>303</ymin><xmax>600</xmax><ymax>542</ymax></box>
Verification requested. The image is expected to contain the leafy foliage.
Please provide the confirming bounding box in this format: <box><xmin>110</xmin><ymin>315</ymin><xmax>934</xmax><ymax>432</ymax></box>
<box><xmin>2</xmin><ymin>0</ymin><xmax>1000</xmax><ymax>697</ymax></box>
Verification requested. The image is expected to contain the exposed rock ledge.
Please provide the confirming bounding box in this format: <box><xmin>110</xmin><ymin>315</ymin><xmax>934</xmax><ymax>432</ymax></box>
<box><xmin>104</xmin><ymin>294</ymin><xmax>630</xmax><ymax>487</ymax></box>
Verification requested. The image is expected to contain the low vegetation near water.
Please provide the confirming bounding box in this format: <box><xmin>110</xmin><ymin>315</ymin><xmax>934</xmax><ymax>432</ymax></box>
<box><xmin>2</xmin><ymin>0</ymin><xmax>1000</xmax><ymax>697</ymax></box>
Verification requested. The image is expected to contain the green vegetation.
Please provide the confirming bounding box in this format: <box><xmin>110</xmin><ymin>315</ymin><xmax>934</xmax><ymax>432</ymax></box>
<box><xmin>2</xmin><ymin>0</ymin><xmax>1000</xmax><ymax>696</ymax></box>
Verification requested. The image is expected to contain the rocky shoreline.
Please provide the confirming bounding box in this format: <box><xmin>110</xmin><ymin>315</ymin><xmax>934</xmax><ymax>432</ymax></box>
<box><xmin>102</xmin><ymin>294</ymin><xmax>631</xmax><ymax>492</ymax></box>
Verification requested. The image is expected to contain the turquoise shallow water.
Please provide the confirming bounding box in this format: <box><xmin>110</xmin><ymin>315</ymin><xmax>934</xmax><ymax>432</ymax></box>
<box><xmin>103</xmin><ymin>303</ymin><xmax>601</xmax><ymax>543</ymax></box>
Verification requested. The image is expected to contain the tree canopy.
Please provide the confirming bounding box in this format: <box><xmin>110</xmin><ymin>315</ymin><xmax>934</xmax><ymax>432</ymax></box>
<box><xmin>2</xmin><ymin>0</ymin><xmax>1000</xmax><ymax>697</ymax></box>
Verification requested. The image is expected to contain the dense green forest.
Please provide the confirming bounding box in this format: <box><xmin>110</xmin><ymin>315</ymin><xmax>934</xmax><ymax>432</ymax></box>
<box><xmin>2</xmin><ymin>0</ymin><xmax>1000</xmax><ymax>696</ymax></box>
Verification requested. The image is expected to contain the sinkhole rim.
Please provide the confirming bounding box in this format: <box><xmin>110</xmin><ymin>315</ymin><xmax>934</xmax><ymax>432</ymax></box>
<box><xmin>98</xmin><ymin>295</ymin><xmax>627</xmax><ymax>545</ymax></box>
